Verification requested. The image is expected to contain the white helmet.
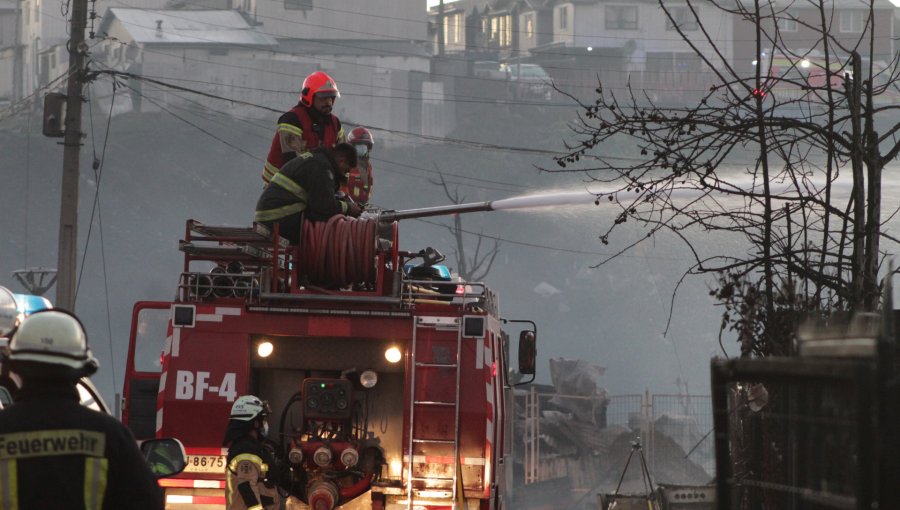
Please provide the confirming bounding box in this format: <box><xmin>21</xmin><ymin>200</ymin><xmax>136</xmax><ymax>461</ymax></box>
<box><xmin>8</xmin><ymin>310</ymin><xmax>98</xmax><ymax>372</ymax></box>
<box><xmin>230</xmin><ymin>395</ymin><xmax>269</xmax><ymax>421</ymax></box>
<box><xmin>0</xmin><ymin>287</ymin><xmax>17</xmax><ymax>337</ymax></box>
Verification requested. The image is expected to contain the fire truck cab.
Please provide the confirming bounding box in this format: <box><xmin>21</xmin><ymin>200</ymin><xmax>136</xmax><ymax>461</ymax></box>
<box><xmin>123</xmin><ymin>217</ymin><xmax>536</xmax><ymax>510</ymax></box>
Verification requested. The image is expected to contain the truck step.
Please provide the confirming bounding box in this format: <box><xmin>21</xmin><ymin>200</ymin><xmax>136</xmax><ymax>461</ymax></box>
<box><xmin>411</xmin><ymin>438</ymin><xmax>456</xmax><ymax>444</ymax></box>
<box><xmin>415</xmin><ymin>362</ymin><xmax>458</xmax><ymax>368</ymax></box>
<box><xmin>414</xmin><ymin>400</ymin><xmax>456</xmax><ymax>406</ymax></box>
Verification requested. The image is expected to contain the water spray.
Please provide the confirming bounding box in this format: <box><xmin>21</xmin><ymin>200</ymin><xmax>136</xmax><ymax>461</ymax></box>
<box><xmin>378</xmin><ymin>191</ymin><xmax>599</xmax><ymax>222</ymax></box>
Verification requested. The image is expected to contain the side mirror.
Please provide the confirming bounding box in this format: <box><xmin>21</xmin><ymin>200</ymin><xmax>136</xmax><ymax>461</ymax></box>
<box><xmin>518</xmin><ymin>330</ymin><xmax>536</xmax><ymax>375</ymax></box>
<box><xmin>141</xmin><ymin>438</ymin><xmax>187</xmax><ymax>479</ymax></box>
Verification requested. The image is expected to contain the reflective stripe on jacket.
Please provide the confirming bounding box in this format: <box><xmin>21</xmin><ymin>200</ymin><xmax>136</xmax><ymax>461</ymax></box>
<box><xmin>0</xmin><ymin>388</ymin><xmax>163</xmax><ymax>510</ymax></box>
<box><xmin>261</xmin><ymin>104</ymin><xmax>344</xmax><ymax>183</ymax></box>
<box><xmin>226</xmin><ymin>440</ymin><xmax>276</xmax><ymax>510</ymax></box>
<box><xmin>255</xmin><ymin>150</ymin><xmax>349</xmax><ymax>223</ymax></box>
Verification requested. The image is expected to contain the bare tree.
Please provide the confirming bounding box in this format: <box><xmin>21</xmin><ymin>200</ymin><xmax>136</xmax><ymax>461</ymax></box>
<box><xmin>432</xmin><ymin>171</ymin><xmax>500</xmax><ymax>282</ymax></box>
<box><xmin>552</xmin><ymin>0</ymin><xmax>900</xmax><ymax>355</ymax></box>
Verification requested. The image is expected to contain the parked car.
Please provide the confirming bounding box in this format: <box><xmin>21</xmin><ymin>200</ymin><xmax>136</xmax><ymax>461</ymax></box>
<box><xmin>473</xmin><ymin>60</ymin><xmax>506</xmax><ymax>80</ymax></box>
<box><xmin>502</xmin><ymin>63</ymin><xmax>553</xmax><ymax>101</ymax></box>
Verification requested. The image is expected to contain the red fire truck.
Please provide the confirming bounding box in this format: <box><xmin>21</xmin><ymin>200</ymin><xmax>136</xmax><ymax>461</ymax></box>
<box><xmin>122</xmin><ymin>210</ymin><xmax>537</xmax><ymax>510</ymax></box>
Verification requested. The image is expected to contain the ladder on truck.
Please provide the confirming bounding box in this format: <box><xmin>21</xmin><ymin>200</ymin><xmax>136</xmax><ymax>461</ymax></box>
<box><xmin>407</xmin><ymin>316</ymin><xmax>465</xmax><ymax>509</ymax></box>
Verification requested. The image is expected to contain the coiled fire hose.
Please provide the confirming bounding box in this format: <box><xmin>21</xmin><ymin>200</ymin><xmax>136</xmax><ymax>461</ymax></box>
<box><xmin>298</xmin><ymin>216</ymin><xmax>378</xmax><ymax>287</ymax></box>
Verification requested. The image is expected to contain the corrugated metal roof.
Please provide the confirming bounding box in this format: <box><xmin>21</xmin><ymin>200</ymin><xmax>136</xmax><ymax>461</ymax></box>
<box><xmin>99</xmin><ymin>8</ymin><xmax>277</xmax><ymax>46</ymax></box>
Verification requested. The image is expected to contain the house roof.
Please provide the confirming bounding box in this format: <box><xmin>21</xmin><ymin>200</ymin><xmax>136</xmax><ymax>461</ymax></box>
<box><xmin>98</xmin><ymin>8</ymin><xmax>277</xmax><ymax>46</ymax></box>
<box><xmin>519</xmin><ymin>0</ymin><xmax>555</xmax><ymax>10</ymax></box>
<box><xmin>276</xmin><ymin>38</ymin><xmax>432</xmax><ymax>58</ymax></box>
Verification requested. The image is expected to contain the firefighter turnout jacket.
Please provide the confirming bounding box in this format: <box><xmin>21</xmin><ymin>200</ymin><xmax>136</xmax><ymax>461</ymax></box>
<box><xmin>262</xmin><ymin>104</ymin><xmax>345</xmax><ymax>183</ymax></box>
<box><xmin>255</xmin><ymin>149</ymin><xmax>352</xmax><ymax>224</ymax></box>
<box><xmin>0</xmin><ymin>385</ymin><xmax>164</xmax><ymax>509</ymax></box>
<box><xmin>342</xmin><ymin>159</ymin><xmax>374</xmax><ymax>207</ymax></box>
<box><xmin>226</xmin><ymin>436</ymin><xmax>277</xmax><ymax>510</ymax></box>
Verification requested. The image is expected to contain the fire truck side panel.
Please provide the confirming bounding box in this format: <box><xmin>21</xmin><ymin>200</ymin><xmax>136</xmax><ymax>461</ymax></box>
<box><xmin>160</xmin><ymin>328</ymin><xmax>251</xmax><ymax>445</ymax></box>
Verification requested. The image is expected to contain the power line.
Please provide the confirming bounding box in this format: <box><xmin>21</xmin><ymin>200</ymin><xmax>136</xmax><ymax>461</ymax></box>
<box><xmin>120</xmin><ymin>83</ymin><xmax>537</xmax><ymax>192</ymax></box>
<box><xmin>94</xmin><ymin>69</ymin><xmax>662</xmax><ymax>165</ymax></box>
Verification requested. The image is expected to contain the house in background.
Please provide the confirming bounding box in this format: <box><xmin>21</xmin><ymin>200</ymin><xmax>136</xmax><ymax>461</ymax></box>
<box><xmin>0</xmin><ymin>0</ymin><xmax>17</xmax><ymax>104</ymax></box>
<box><xmin>733</xmin><ymin>0</ymin><xmax>900</xmax><ymax>75</ymax></box>
<box><xmin>429</xmin><ymin>0</ymin><xmax>735</xmax><ymax>104</ymax></box>
<box><xmin>95</xmin><ymin>8</ymin><xmax>278</xmax><ymax>114</ymax></box>
<box><xmin>516</xmin><ymin>0</ymin><xmax>555</xmax><ymax>56</ymax></box>
<box><xmin>530</xmin><ymin>0</ymin><xmax>733</xmax><ymax>102</ymax></box>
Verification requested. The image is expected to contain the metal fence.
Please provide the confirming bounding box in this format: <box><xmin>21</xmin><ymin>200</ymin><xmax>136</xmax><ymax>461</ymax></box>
<box><xmin>711</xmin><ymin>358</ymin><xmax>878</xmax><ymax>510</ymax></box>
<box><xmin>517</xmin><ymin>388</ymin><xmax>716</xmax><ymax>493</ymax></box>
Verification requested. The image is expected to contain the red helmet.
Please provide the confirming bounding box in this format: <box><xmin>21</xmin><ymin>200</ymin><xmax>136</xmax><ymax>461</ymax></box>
<box><xmin>300</xmin><ymin>71</ymin><xmax>340</xmax><ymax>107</ymax></box>
<box><xmin>347</xmin><ymin>126</ymin><xmax>374</xmax><ymax>149</ymax></box>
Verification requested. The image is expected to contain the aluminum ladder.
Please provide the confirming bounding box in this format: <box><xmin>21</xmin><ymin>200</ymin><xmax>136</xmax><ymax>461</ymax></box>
<box><xmin>407</xmin><ymin>316</ymin><xmax>464</xmax><ymax>509</ymax></box>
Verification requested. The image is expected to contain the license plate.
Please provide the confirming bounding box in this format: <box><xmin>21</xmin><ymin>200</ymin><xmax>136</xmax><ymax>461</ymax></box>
<box><xmin>184</xmin><ymin>454</ymin><xmax>226</xmax><ymax>474</ymax></box>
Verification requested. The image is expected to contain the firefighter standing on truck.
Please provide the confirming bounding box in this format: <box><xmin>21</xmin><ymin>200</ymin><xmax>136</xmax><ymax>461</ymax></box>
<box><xmin>255</xmin><ymin>143</ymin><xmax>362</xmax><ymax>243</ymax></box>
<box><xmin>223</xmin><ymin>395</ymin><xmax>278</xmax><ymax>510</ymax></box>
<box><xmin>0</xmin><ymin>309</ymin><xmax>164</xmax><ymax>509</ymax></box>
<box><xmin>342</xmin><ymin>126</ymin><xmax>375</xmax><ymax>208</ymax></box>
<box><xmin>262</xmin><ymin>71</ymin><xmax>345</xmax><ymax>184</ymax></box>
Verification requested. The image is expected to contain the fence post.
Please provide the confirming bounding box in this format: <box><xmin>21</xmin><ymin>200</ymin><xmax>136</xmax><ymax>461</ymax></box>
<box><xmin>643</xmin><ymin>388</ymin><xmax>654</xmax><ymax>477</ymax></box>
<box><xmin>524</xmin><ymin>386</ymin><xmax>539</xmax><ymax>484</ymax></box>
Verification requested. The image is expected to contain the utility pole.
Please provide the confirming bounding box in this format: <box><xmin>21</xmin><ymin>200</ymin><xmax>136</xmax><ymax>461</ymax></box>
<box><xmin>13</xmin><ymin>0</ymin><xmax>23</xmax><ymax>101</ymax></box>
<box><xmin>437</xmin><ymin>0</ymin><xmax>445</xmax><ymax>57</ymax></box>
<box><xmin>56</xmin><ymin>0</ymin><xmax>89</xmax><ymax>310</ymax></box>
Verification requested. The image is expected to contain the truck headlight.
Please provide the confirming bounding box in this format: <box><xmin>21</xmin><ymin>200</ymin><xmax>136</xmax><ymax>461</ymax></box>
<box><xmin>384</xmin><ymin>346</ymin><xmax>401</xmax><ymax>363</ymax></box>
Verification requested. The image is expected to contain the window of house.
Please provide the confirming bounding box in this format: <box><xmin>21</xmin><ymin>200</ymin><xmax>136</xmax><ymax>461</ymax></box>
<box><xmin>777</xmin><ymin>17</ymin><xmax>798</xmax><ymax>32</ymax></box>
<box><xmin>839</xmin><ymin>10</ymin><xmax>865</xmax><ymax>32</ymax></box>
<box><xmin>665</xmin><ymin>6</ymin><xmax>699</xmax><ymax>31</ymax></box>
<box><xmin>444</xmin><ymin>12</ymin><xmax>462</xmax><ymax>45</ymax></box>
<box><xmin>606</xmin><ymin>5</ymin><xmax>638</xmax><ymax>30</ymax></box>
<box><xmin>284</xmin><ymin>0</ymin><xmax>312</xmax><ymax>10</ymax></box>
<box><xmin>525</xmin><ymin>14</ymin><xmax>534</xmax><ymax>38</ymax></box>
<box><xmin>500</xmin><ymin>14</ymin><xmax>511</xmax><ymax>47</ymax></box>
<box><xmin>559</xmin><ymin>6</ymin><xmax>568</xmax><ymax>30</ymax></box>
<box><xmin>490</xmin><ymin>15</ymin><xmax>512</xmax><ymax>47</ymax></box>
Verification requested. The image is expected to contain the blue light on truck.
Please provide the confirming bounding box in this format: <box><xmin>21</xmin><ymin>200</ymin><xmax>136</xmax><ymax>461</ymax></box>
<box><xmin>13</xmin><ymin>294</ymin><xmax>52</xmax><ymax>316</ymax></box>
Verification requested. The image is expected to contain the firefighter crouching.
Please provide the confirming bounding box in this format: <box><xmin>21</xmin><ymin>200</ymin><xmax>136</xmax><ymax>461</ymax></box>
<box><xmin>224</xmin><ymin>395</ymin><xmax>283</xmax><ymax>510</ymax></box>
<box><xmin>255</xmin><ymin>143</ymin><xmax>362</xmax><ymax>244</ymax></box>
<box><xmin>0</xmin><ymin>309</ymin><xmax>164</xmax><ymax>509</ymax></box>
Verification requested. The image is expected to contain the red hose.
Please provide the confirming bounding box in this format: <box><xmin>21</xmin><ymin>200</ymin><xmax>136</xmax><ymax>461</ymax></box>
<box><xmin>299</xmin><ymin>217</ymin><xmax>378</xmax><ymax>287</ymax></box>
